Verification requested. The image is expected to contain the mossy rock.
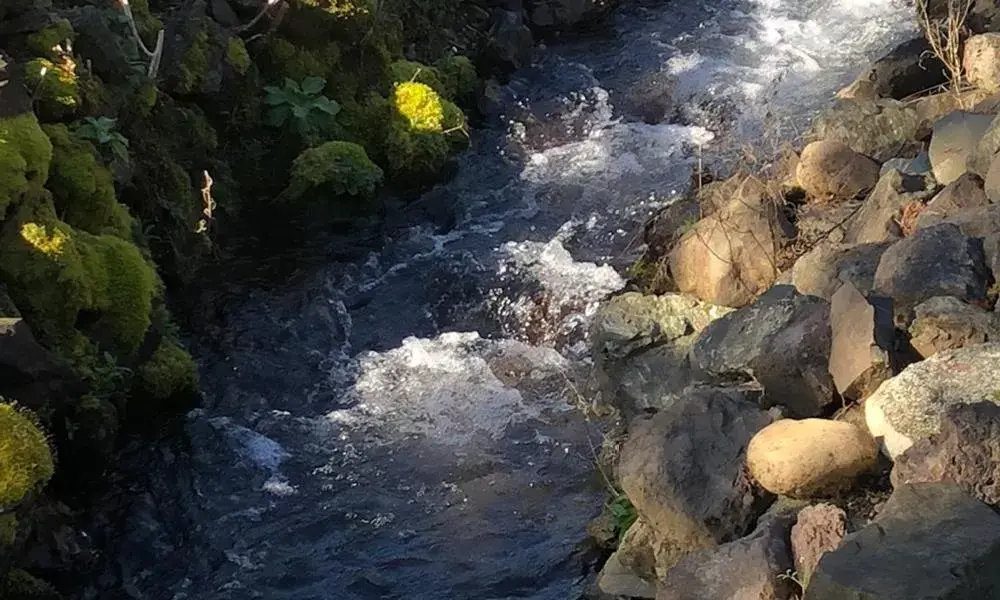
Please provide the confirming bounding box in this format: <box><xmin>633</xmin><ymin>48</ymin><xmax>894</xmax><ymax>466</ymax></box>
<box><xmin>0</xmin><ymin>113</ymin><xmax>52</xmax><ymax>214</ymax></box>
<box><xmin>384</xmin><ymin>82</ymin><xmax>458</xmax><ymax>180</ymax></box>
<box><xmin>137</xmin><ymin>339</ymin><xmax>198</xmax><ymax>403</ymax></box>
<box><xmin>434</xmin><ymin>55</ymin><xmax>477</xmax><ymax>104</ymax></box>
<box><xmin>26</xmin><ymin>19</ymin><xmax>75</xmax><ymax>60</ymax></box>
<box><xmin>260</xmin><ymin>37</ymin><xmax>339</xmax><ymax>86</ymax></box>
<box><xmin>43</xmin><ymin>124</ymin><xmax>133</xmax><ymax>239</ymax></box>
<box><xmin>280</xmin><ymin>141</ymin><xmax>384</xmax><ymax>212</ymax></box>
<box><xmin>0</xmin><ymin>192</ymin><xmax>157</xmax><ymax>355</ymax></box>
<box><xmin>0</xmin><ymin>569</ymin><xmax>62</xmax><ymax>600</ymax></box>
<box><xmin>23</xmin><ymin>57</ymin><xmax>80</xmax><ymax>120</ymax></box>
<box><xmin>0</xmin><ymin>403</ymin><xmax>53</xmax><ymax>508</ymax></box>
<box><xmin>388</xmin><ymin>60</ymin><xmax>447</xmax><ymax>97</ymax></box>
<box><xmin>335</xmin><ymin>93</ymin><xmax>391</xmax><ymax>162</ymax></box>
<box><xmin>225</xmin><ymin>38</ymin><xmax>251</xmax><ymax>76</ymax></box>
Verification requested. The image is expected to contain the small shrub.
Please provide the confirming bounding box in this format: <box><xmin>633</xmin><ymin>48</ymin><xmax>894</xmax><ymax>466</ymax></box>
<box><xmin>281</xmin><ymin>140</ymin><xmax>384</xmax><ymax>204</ymax></box>
<box><xmin>0</xmin><ymin>403</ymin><xmax>54</xmax><ymax>508</ymax></box>
<box><xmin>73</xmin><ymin>116</ymin><xmax>130</xmax><ymax>170</ymax></box>
<box><xmin>264</xmin><ymin>76</ymin><xmax>341</xmax><ymax>137</ymax></box>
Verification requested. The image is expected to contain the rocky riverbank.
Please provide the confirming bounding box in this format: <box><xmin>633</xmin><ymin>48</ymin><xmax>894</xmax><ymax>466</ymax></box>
<box><xmin>587</xmin><ymin>4</ymin><xmax>1000</xmax><ymax>599</ymax></box>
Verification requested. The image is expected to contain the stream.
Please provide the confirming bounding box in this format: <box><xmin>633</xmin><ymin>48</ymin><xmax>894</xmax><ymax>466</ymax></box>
<box><xmin>85</xmin><ymin>0</ymin><xmax>914</xmax><ymax>598</ymax></box>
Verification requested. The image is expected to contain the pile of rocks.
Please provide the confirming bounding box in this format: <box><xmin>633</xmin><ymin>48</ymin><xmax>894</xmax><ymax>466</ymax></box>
<box><xmin>589</xmin><ymin>26</ymin><xmax>1000</xmax><ymax>600</ymax></box>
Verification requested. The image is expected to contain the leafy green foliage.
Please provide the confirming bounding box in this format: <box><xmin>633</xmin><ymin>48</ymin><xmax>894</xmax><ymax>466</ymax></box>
<box><xmin>607</xmin><ymin>494</ymin><xmax>637</xmax><ymax>542</ymax></box>
<box><xmin>264</xmin><ymin>77</ymin><xmax>340</xmax><ymax>137</ymax></box>
<box><xmin>73</xmin><ymin>117</ymin><xmax>130</xmax><ymax>170</ymax></box>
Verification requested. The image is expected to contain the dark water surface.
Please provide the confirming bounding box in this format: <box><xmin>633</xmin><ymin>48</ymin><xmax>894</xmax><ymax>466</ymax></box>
<box><xmin>84</xmin><ymin>1</ymin><xmax>913</xmax><ymax>598</ymax></box>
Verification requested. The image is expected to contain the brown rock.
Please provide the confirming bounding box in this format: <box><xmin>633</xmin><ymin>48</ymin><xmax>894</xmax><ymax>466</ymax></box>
<box><xmin>796</xmin><ymin>141</ymin><xmax>880</xmax><ymax>201</ymax></box>
<box><xmin>657</xmin><ymin>510</ymin><xmax>796</xmax><ymax>600</ymax></box>
<box><xmin>747</xmin><ymin>418</ymin><xmax>879</xmax><ymax>498</ymax></box>
<box><xmin>668</xmin><ymin>176</ymin><xmax>794</xmax><ymax>307</ymax></box>
<box><xmin>791</xmin><ymin>242</ymin><xmax>891</xmax><ymax>301</ymax></box>
<box><xmin>964</xmin><ymin>33</ymin><xmax>1000</xmax><ymax>93</ymax></box>
<box><xmin>843</xmin><ymin>170</ymin><xmax>938</xmax><ymax>244</ymax></box>
<box><xmin>928</xmin><ymin>111</ymin><xmax>994</xmax><ymax>185</ymax></box>
<box><xmin>892</xmin><ymin>402</ymin><xmax>1000</xmax><ymax>506</ymax></box>
<box><xmin>914</xmin><ymin>173</ymin><xmax>990</xmax><ymax>230</ymax></box>
<box><xmin>790</xmin><ymin>504</ymin><xmax>847</xmax><ymax>588</ymax></box>
<box><xmin>909</xmin><ymin>296</ymin><xmax>1000</xmax><ymax>358</ymax></box>
<box><xmin>598</xmin><ymin>551</ymin><xmax>657</xmax><ymax>599</ymax></box>
<box><xmin>616</xmin><ymin>518</ymin><xmax>660</xmax><ymax>581</ymax></box>
<box><xmin>828</xmin><ymin>282</ymin><xmax>895</xmax><ymax>402</ymax></box>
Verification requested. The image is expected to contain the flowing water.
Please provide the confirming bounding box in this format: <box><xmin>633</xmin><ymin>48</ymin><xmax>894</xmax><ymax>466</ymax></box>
<box><xmin>86</xmin><ymin>1</ymin><xmax>915</xmax><ymax>598</ymax></box>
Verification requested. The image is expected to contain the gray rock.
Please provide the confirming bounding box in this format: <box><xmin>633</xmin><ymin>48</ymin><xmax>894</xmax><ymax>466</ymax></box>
<box><xmin>968</xmin><ymin>112</ymin><xmax>1000</xmax><ymax>177</ymax></box>
<box><xmin>873</xmin><ymin>223</ymin><xmax>990</xmax><ymax>322</ymax></box>
<box><xmin>618</xmin><ymin>385</ymin><xmax>773</xmax><ymax>572</ymax></box>
<box><xmin>828</xmin><ymin>282</ymin><xmax>895</xmax><ymax>402</ymax></box>
<box><xmin>527</xmin><ymin>0</ymin><xmax>619</xmax><ymax>31</ymax></box>
<box><xmin>803</xmin><ymin>483</ymin><xmax>1000</xmax><ymax>600</ymax></box>
<box><xmin>795</xmin><ymin>202</ymin><xmax>861</xmax><ymax>245</ymax></box>
<box><xmin>611</xmin><ymin>340</ymin><xmax>695</xmax><ymax>416</ymax></box>
<box><xmin>790</xmin><ymin>504</ymin><xmax>846</xmax><ymax>589</ymax></box>
<box><xmin>597</xmin><ymin>551</ymin><xmax>657</xmax><ymax>599</ymax></box>
<box><xmin>656</xmin><ymin>510</ymin><xmax>796</xmax><ymax>600</ymax></box>
<box><xmin>485</xmin><ymin>9</ymin><xmax>534</xmax><ymax>70</ymax></box>
<box><xmin>914</xmin><ymin>172</ymin><xmax>989</xmax><ymax>231</ymax></box>
<box><xmin>809</xmin><ymin>99</ymin><xmax>924</xmax><ymax>163</ymax></box>
<box><xmin>928</xmin><ymin>111</ymin><xmax>993</xmax><ymax>185</ymax></box>
<box><xmin>791</xmin><ymin>241</ymin><xmax>892</xmax><ymax>301</ymax></box>
<box><xmin>865</xmin><ymin>343</ymin><xmax>1000</xmax><ymax>458</ymax></box>
<box><xmin>690</xmin><ymin>286</ymin><xmax>836</xmax><ymax>418</ymax></box>
<box><xmin>892</xmin><ymin>402</ymin><xmax>1000</xmax><ymax>507</ymax></box>
<box><xmin>984</xmin><ymin>233</ymin><xmax>1000</xmax><ymax>284</ymax></box>
<box><xmin>985</xmin><ymin>152</ymin><xmax>1000</xmax><ymax>202</ymax></box>
<box><xmin>879</xmin><ymin>152</ymin><xmax>932</xmax><ymax>178</ymax></box>
<box><xmin>616</xmin><ymin>518</ymin><xmax>661</xmax><ymax>581</ymax></box>
<box><xmin>909</xmin><ymin>296</ymin><xmax>1000</xmax><ymax>358</ymax></box>
<box><xmin>837</xmin><ymin>37</ymin><xmax>947</xmax><ymax>102</ymax></box>
<box><xmin>843</xmin><ymin>170</ymin><xmax>939</xmax><ymax>244</ymax></box>
<box><xmin>918</xmin><ymin>202</ymin><xmax>1000</xmax><ymax>238</ymax></box>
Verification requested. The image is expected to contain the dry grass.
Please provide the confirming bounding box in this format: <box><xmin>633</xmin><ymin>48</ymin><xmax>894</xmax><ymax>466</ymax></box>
<box><xmin>916</xmin><ymin>0</ymin><xmax>975</xmax><ymax>104</ymax></box>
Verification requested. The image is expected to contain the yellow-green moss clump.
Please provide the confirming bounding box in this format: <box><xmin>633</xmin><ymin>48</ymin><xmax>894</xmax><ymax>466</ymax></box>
<box><xmin>24</xmin><ymin>57</ymin><xmax>80</xmax><ymax>119</ymax></box>
<box><xmin>384</xmin><ymin>82</ymin><xmax>460</xmax><ymax>179</ymax></box>
<box><xmin>0</xmin><ymin>193</ymin><xmax>157</xmax><ymax>354</ymax></box>
<box><xmin>26</xmin><ymin>19</ymin><xmax>75</xmax><ymax>60</ymax></box>
<box><xmin>0</xmin><ymin>403</ymin><xmax>53</xmax><ymax>508</ymax></box>
<box><xmin>0</xmin><ymin>113</ymin><xmax>52</xmax><ymax>213</ymax></box>
<box><xmin>389</xmin><ymin>60</ymin><xmax>447</xmax><ymax>97</ymax></box>
<box><xmin>295</xmin><ymin>0</ymin><xmax>376</xmax><ymax>18</ymax></box>
<box><xmin>0</xmin><ymin>569</ymin><xmax>61</xmax><ymax>600</ymax></box>
<box><xmin>138</xmin><ymin>340</ymin><xmax>199</xmax><ymax>402</ymax></box>
<box><xmin>281</xmin><ymin>141</ymin><xmax>384</xmax><ymax>204</ymax></box>
<box><xmin>392</xmin><ymin>81</ymin><xmax>444</xmax><ymax>132</ymax></box>
<box><xmin>43</xmin><ymin>124</ymin><xmax>133</xmax><ymax>239</ymax></box>
<box><xmin>226</xmin><ymin>38</ymin><xmax>251</xmax><ymax>76</ymax></box>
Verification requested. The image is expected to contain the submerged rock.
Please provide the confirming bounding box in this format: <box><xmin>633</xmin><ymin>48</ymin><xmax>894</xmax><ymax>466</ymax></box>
<box><xmin>618</xmin><ymin>385</ymin><xmax>773</xmax><ymax>573</ymax></box>
<box><xmin>865</xmin><ymin>343</ymin><xmax>1000</xmax><ymax>458</ymax></box>
<box><xmin>747</xmin><ymin>418</ymin><xmax>879</xmax><ymax>498</ymax></box>
<box><xmin>690</xmin><ymin>286</ymin><xmax>835</xmax><ymax>418</ymax></box>
<box><xmin>803</xmin><ymin>483</ymin><xmax>1000</xmax><ymax>600</ymax></box>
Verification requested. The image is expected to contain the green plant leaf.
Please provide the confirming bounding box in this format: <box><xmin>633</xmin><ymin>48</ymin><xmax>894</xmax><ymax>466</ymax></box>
<box><xmin>313</xmin><ymin>97</ymin><xmax>341</xmax><ymax>116</ymax></box>
<box><xmin>301</xmin><ymin>76</ymin><xmax>326</xmax><ymax>95</ymax></box>
<box><xmin>284</xmin><ymin>77</ymin><xmax>300</xmax><ymax>93</ymax></box>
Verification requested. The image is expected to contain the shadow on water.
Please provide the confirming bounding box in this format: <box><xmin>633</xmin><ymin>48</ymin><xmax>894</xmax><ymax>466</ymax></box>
<box><xmin>83</xmin><ymin>0</ymin><xmax>915</xmax><ymax>598</ymax></box>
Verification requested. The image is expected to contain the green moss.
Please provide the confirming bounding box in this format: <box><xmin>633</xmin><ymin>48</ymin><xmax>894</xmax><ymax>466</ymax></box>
<box><xmin>281</xmin><ymin>141</ymin><xmax>384</xmax><ymax>204</ymax></box>
<box><xmin>24</xmin><ymin>57</ymin><xmax>80</xmax><ymax>119</ymax></box>
<box><xmin>67</xmin><ymin>395</ymin><xmax>119</xmax><ymax>458</ymax></box>
<box><xmin>389</xmin><ymin>60</ymin><xmax>446</xmax><ymax>96</ymax></box>
<box><xmin>294</xmin><ymin>0</ymin><xmax>376</xmax><ymax>18</ymax></box>
<box><xmin>384</xmin><ymin>120</ymin><xmax>450</xmax><ymax>180</ymax></box>
<box><xmin>0</xmin><ymin>113</ymin><xmax>53</xmax><ymax>214</ymax></box>
<box><xmin>0</xmin><ymin>513</ymin><xmax>17</xmax><ymax>546</ymax></box>
<box><xmin>135</xmin><ymin>83</ymin><xmax>159</xmax><ymax>117</ymax></box>
<box><xmin>434</xmin><ymin>55</ymin><xmax>477</xmax><ymax>103</ymax></box>
<box><xmin>0</xmin><ymin>193</ymin><xmax>156</xmax><ymax>354</ymax></box>
<box><xmin>43</xmin><ymin>124</ymin><xmax>133</xmax><ymax>239</ymax></box>
<box><xmin>262</xmin><ymin>37</ymin><xmax>338</xmax><ymax>84</ymax></box>
<box><xmin>138</xmin><ymin>340</ymin><xmax>199</xmax><ymax>401</ymax></box>
<box><xmin>176</xmin><ymin>22</ymin><xmax>211</xmax><ymax>95</ymax></box>
<box><xmin>0</xmin><ymin>569</ymin><xmax>61</xmax><ymax>600</ymax></box>
<box><xmin>335</xmin><ymin>94</ymin><xmax>390</xmax><ymax>160</ymax></box>
<box><xmin>441</xmin><ymin>99</ymin><xmax>468</xmax><ymax>148</ymax></box>
<box><xmin>129</xmin><ymin>0</ymin><xmax>163</xmax><ymax>45</ymax></box>
<box><xmin>26</xmin><ymin>19</ymin><xmax>75</xmax><ymax>60</ymax></box>
<box><xmin>226</xmin><ymin>38</ymin><xmax>251</xmax><ymax>76</ymax></box>
<box><xmin>0</xmin><ymin>403</ymin><xmax>53</xmax><ymax>508</ymax></box>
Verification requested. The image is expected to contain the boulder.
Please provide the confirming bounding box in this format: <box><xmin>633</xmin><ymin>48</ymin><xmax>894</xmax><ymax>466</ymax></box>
<box><xmin>591</xmin><ymin>293</ymin><xmax>732</xmax><ymax>416</ymax></box>
<box><xmin>485</xmin><ymin>9</ymin><xmax>534</xmax><ymax>71</ymax></box>
<box><xmin>873</xmin><ymin>223</ymin><xmax>990</xmax><ymax>322</ymax></box>
<box><xmin>618</xmin><ymin>385</ymin><xmax>773</xmax><ymax>572</ymax></box>
<box><xmin>865</xmin><ymin>343</ymin><xmax>1000</xmax><ymax>458</ymax></box>
<box><xmin>837</xmin><ymin>37</ymin><xmax>947</xmax><ymax>101</ymax></box>
<box><xmin>968</xmin><ymin>113</ymin><xmax>1000</xmax><ymax>177</ymax></box>
<box><xmin>924</xmin><ymin>0</ymin><xmax>1000</xmax><ymax>34</ymax></box>
<box><xmin>913</xmin><ymin>173</ymin><xmax>990</xmax><ymax>231</ymax></box>
<box><xmin>828</xmin><ymin>282</ymin><xmax>896</xmax><ymax>402</ymax></box>
<box><xmin>791</xmin><ymin>241</ymin><xmax>892</xmax><ymax>301</ymax></box>
<box><xmin>656</xmin><ymin>510</ymin><xmax>796</xmax><ymax>600</ymax></box>
<box><xmin>803</xmin><ymin>483</ymin><xmax>1000</xmax><ymax>600</ymax></box>
<box><xmin>915</xmin><ymin>202</ymin><xmax>1000</xmax><ymax>238</ymax></box>
<box><xmin>986</xmin><ymin>152</ymin><xmax>1000</xmax><ymax>202</ymax></box>
<box><xmin>795</xmin><ymin>141</ymin><xmax>880</xmax><ymax>201</ymax></box>
<box><xmin>747</xmin><ymin>419</ymin><xmax>879</xmax><ymax>498</ymax></box>
<box><xmin>928</xmin><ymin>111</ymin><xmax>993</xmax><ymax>185</ymax></box>
<box><xmin>669</xmin><ymin>177</ymin><xmax>794</xmax><ymax>307</ymax></box>
<box><xmin>843</xmin><ymin>170</ymin><xmax>939</xmax><ymax>244</ymax></box>
<box><xmin>808</xmin><ymin>99</ymin><xmax>923</xmax><ymax>162</ymax></box>
<box><xmin>624</xmin><ymin>69</ymin><xmax>675</xmax><ymax>125</ymax></box>
<box><xmin>984</xmin><ymin>232</ymin><xmax>1000</xmax><ymax>282</ymax></box>
<box><xmin>964</xmin><ymin>33</ymin><xmax>1000</xmax><ymax>93</ymax></box>
<box><xmin>892</xmin><ymin>402</ymin><xmax>1000</xmax><ymax>506</ymax></box>
<box><xmin>689</xmin><ymin>286</ymin><xmax>836</xmax><ymax>418</ymax></box>
<box><xmin>597</xmin><ymin>551</ymin><xmax>657</xmax><ymax>599</ymax></box>
<box><xmin>790</xmin><ymin>504</ymin><xmax>846</xmax><ymax>589</ymax></box>
<box><xmin>616</xmin><ymin>518</ymin><xmax>662</xmax><ymax>581</ymax></box>
<box><xmin>909</xmin><ymin>296</ymin><xmax>1000</xmax><ymax>358</ymax></box>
